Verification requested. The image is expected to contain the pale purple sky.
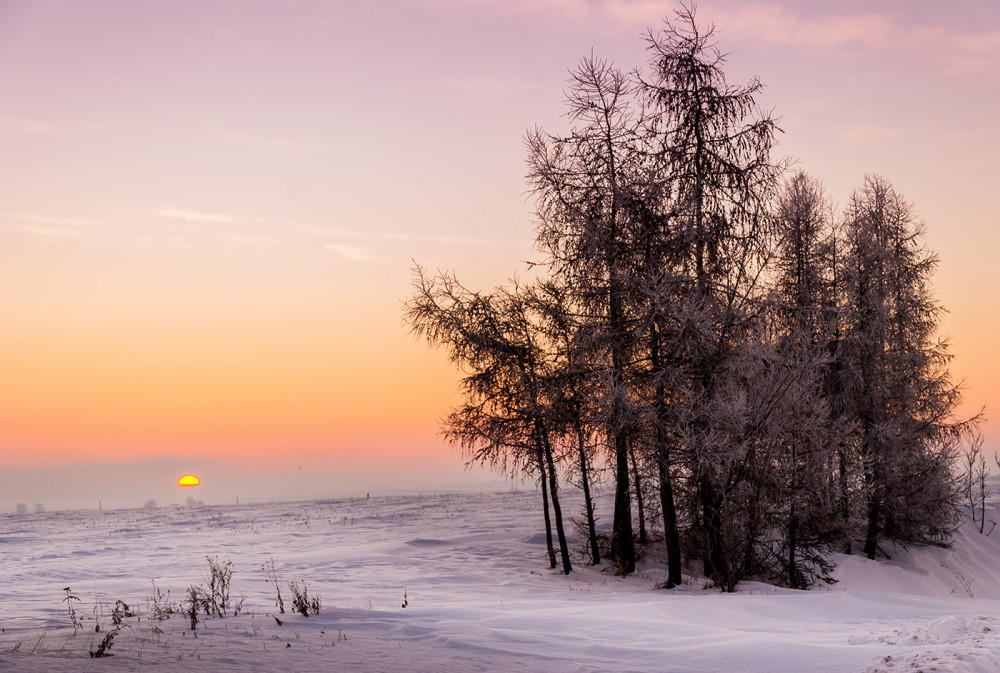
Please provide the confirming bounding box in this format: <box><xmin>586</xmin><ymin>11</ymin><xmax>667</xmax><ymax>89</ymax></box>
<box><xmin>1</xmin><ymin>0</ymin><xmax>998</xmax><ymax>509</ymax></box>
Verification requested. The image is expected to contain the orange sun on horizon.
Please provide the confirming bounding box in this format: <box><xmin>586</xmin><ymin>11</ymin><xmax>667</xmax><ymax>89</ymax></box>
<box><xmin>178</xmin><ymin>474</ymin><xmax>201</xmax><ymax>487</ymax></box>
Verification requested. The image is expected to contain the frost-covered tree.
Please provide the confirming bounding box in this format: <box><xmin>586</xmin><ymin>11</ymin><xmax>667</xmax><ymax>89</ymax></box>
<box><xmin>768</xmin><ymin>171</ymin><xmax>845</xmax><ymax>586</ymax></box>
<box><xmin>838</xmin><ymin>175</ymin><xmax>975</xmax><ymax>558</ymax></box>
<box><xmin>405</xmin><ymin>2</ymin><xmax>979</xmax><ymax>590</ymax></box>
<box><xmin>637</xmin><ymin>5</ymin><xmax>783</xmax><ymax>589</ymax></box>
<box><xmin>772</xmin><ymin>173</ymin><xmax>836</xmax><ymax>342</ymax></box>
<box><xmin>527</xmin><ymin>54</ymin><xmax>643</xmax><ymax>575</ymax></box>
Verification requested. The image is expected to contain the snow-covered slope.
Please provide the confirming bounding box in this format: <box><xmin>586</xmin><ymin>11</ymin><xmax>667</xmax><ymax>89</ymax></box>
<box><xmin>1</xmin><ymin>489</ymin><xmax>999</xmax><ymax>672</ymax></box>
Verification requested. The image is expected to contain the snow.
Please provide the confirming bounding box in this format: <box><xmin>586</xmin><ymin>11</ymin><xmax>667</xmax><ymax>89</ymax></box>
<box><xmin>2</xmin><ymin>489</ymin><xmax>1000</xmax><ymax>672</ymax></box>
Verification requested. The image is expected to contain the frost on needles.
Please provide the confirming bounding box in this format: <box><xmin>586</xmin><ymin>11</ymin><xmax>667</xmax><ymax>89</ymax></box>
<box><xmin>403</xmin><ymin>3</ymin><xmax>981</xmax><ymax>592</ymax></box>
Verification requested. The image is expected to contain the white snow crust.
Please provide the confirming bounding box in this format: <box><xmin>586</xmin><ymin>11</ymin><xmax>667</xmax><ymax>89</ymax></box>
<box><xmin>2</xmin><ymin>489</ymin><xmax>1000</xmax><ymax>672</ymax></box>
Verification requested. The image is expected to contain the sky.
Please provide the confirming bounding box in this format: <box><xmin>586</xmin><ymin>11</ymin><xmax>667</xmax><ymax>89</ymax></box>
<box><xmin>1</xmin><ymin>0</ymin><xmax>998</xmax><ymax>511</ymax></box>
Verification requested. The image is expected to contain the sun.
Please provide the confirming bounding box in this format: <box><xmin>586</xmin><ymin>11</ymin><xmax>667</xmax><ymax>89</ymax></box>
<box><xmin>178</xmin><ymin>474</ymin><xmax>201</xmax><ymax>487</ymax></box>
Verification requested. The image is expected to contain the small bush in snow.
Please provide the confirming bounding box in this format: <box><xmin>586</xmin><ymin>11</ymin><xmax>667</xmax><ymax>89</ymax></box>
<box><xmin>289</xmin><ymin>580</ymin><xmax>320</xmax><ymax>617</ymax></box>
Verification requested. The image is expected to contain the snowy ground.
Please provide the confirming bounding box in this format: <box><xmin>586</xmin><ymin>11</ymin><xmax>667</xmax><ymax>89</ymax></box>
<box><xmin>2</xmin><ymin>489</ymin><xmax>1000</xmax><ymax>672</ymax></box>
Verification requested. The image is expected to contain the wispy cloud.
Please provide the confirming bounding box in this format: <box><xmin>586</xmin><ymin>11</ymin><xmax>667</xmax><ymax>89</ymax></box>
<box><xmin>1</xmin><ymin>212</ymin><xmax>101</xmax><ymax>240</ymax></box>
<box><xmin>326</xmin><ymin>243</ymin><xmax>393</xmax><ymax>264</ymax></box>
<box><xmin>419</xmin><ymin>0</ymin><xmax>662</xmax><ymax>32</ymax></box>
<box><xmin>143</xmin><ymin>210</ymin><xmax>519</xmax><ymax>257</ymax></box>
<box><xmin>300</xmin><ymin>225</ymin><xmax>521</xmax><ymax>248</ymax></box>
<box><xmin>223</xmin><ymin>233</ymin><xmax>285</xmax><ymax>254</ymax></box>
<box><xmin>3</xmin><ymin>213</ymin><xmax>100</xmax><ymax>227</ymax></box>
<box><xmin>136</xmin><ymin>234</ymin><xmax>192</xmax><ymax>251</ymax></box>
<box><xmin>4</xmin><ymin>224</ymin><xmax>86</xmax><ymax>240</ymax></box>
<box><xmin>839</xmin><ymin>124</ymin><xmax>901</xmax><ymax>147</ymax></box>
<box><xmin>217</xmin><ymin>128</ymin><xmax>320</xmax><ymax>153</ymax></box>
<box><xmin>0</xmin><ymin>116</ymin><xmax>99</xmax><ymax>135</ymax></box>
<box><xmin>442</xmin><ymin>75</ymin><xmax>541</xmax><ymax>99</ymax></box>
<box><xmin>138</xmin><ymin>210</ymin><xmax>289</xmax><ymax>253</ymax></box>
<box><xmin>423</xmin><ymin>2</ymin><xmax>1000</xmax><ymax>77</ymax></box>
<box><xmin>697</xmin><ymin>5</ymin><xmax>893</xmax><ymax>49</ymax></box>
<box><xmin>699</xmin><ymin>4</ymin><xmax>1000</xmax><ymax>76</ymax></box>
<box><xmin>155</xmin><ymin>208</ymin><xmax>243</xmax><ymax>224</ymax></box>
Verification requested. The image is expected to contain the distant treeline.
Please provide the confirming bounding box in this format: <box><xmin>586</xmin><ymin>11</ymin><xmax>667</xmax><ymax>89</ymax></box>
<box><xmin>404</xmin><ymin>5</ymin><xmax>980</xmax><ymax>591</ymax></box>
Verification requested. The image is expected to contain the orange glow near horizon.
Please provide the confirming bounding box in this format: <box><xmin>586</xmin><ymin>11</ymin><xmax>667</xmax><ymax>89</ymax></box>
<box><xmin>178</xmin><ymin>475</ymin><xmax>201</xmax><ymax>487</ymax></box>
<box><xmin>0</xmin><ymin>310</ymin><xmax>459</xmax><ymax>467</ymax></box>
<box><xmin>0</xmin><ymin>1</ymin><xmax>997</xmax><ymax>490</ymax></box>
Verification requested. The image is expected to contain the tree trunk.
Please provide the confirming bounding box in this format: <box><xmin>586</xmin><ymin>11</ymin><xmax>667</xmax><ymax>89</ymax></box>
<box><xmin>542</xmin><ymin>432</ymin><xmax>573</xmax><ymax>574</ymax></box>
<box><xmin>863</xmin><ymin>457</ymin><xmax>880</xmax><ymax>559</ymax></box>
<box><xmin>788</xmin><ymin>446</ymin><xmax>799</xmax><ymax>588</ymax></box>
<box><xmin>612</xmin><ymin>432</ymin><xmax>636</xmax><ymax>575</ymax></box>
<box><xmin>864</xmin><ymin>495</ymin><xmax>879</xmax><ymax>559</ymax></box>
<box><xmin>537</xmin><ymin>450</ymin><xmax>556</xmax><ymax>569</ymax></box>
<box><xmin>657</xmin><ymin>454</ymin><xmax>682</xmax><ymax>587</ymax></box>
<box><xmin>838</xmin><ymin>443</ymin><xmax>851</xmax><ymax>554</ymax></box>
<box><xmin>700</xmin><ymin>477</ymin><xmax>729</xmax><ymax>588</ymax></box>
<box><xmin>576</xmin><ymin>420</ymin><xmax>600</xmax><ymax>565</ymax></box>
<box><xmin>649</xmin><ymin>322</ymin><xmax>681</xmax><ymax>586</ymax></box>
<box><xmin>630</xmin><ymin>443</ymin><xmax>647</xmax><ymax>544</ymax></box>
<box><xmin>600</xmin><ymin>62</ymin><xmax>635</xmax><ymax>578</ymax></box>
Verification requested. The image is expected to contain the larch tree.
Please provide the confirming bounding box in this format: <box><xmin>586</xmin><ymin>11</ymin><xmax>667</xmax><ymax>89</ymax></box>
<box><xmin>404</xmin><ymin>2</ymin><xmax>981</xmax><ymax>590</ymax></box>
<box><xmin>527</xmin><ymin>54</ymin><xmax>643</xmax><ymax>575</ymax></box>
<box><xmin>838</xmin><ymin>175</ymin><xmax>976</xmax><ymax>558</ymax></box>
<box><xmin>637</xmin><ymin>5</ymin><xmax>784</xmax><ymax>588</ymax></box>
<box><xmin>769</xmin><ymin>171</ymin><xmax>844</xmax><ymax>586</ymax></box>
<box><xmin>404</xmin><ymin>268</ymin><xmax>573</xmax><ymax>574</ymax></box>
<box><xmin>530</xmin><ymin>279</ymin><xmax>604</xmax><ymax>565</ymax></box>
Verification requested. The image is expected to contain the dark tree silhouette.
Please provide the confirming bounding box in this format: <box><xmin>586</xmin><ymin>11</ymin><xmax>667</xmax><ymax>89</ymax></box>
<box><xmin>527</xmin><ymin>54</ymin><xmax>642</xmax><ymax>575</ymax></box>
<box><xmin>404</xmin><ymin>268</ymin><xmax>573</xmax><ymax>574</ymax></box>
<box><xmin>404</xmin><ymin>2</ymin><xmax>980</xmax><ymax>591</ymax></box>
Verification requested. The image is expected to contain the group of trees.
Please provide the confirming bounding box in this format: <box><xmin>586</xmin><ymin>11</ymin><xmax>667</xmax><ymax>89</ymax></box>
<box><xmin>404</xmin><ymin>6</ymin><xmax>979</xmax><ymax>590</ymax></box>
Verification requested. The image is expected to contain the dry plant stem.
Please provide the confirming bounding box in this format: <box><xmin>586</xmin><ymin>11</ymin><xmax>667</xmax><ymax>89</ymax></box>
<box><xmin>261</xmin><ymin>558</ymin><xmax>285</xmax><ymax>614</ymax></box>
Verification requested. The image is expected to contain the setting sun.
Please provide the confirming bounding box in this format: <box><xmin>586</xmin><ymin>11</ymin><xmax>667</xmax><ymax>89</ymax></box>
<box><xmin>178</xmin><ymin>475</ymin><xmax>201</xmax><ymax>487</ymax></box>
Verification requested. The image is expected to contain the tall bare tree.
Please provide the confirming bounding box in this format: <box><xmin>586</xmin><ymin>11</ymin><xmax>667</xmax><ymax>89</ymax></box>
<box><xmin>530</xmin><ymin>279</ymin><xmax>603</xmax><ymax>565</ymax></box>
<box><xmin>527</xmin><ymin>54</ymin><xmax>642</xmax><ymax>575</ymax></box>
<box><xmin>405</xmin><ymin>268</ymin><xmax>573</xmax><ymax>574</ymax></box>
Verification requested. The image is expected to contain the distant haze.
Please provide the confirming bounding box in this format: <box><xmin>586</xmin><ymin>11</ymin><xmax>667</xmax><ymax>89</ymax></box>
<box><xmin>0</xmin><ymin>458</ymin><xmax>506</xmax><ymax>513</ymax></box>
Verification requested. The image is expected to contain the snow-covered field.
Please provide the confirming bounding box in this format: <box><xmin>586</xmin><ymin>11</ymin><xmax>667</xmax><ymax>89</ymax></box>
<box><xmin>2</xmin><ymin>489</ymin><xmax>1000</xmax><ymax>672</ymax></box>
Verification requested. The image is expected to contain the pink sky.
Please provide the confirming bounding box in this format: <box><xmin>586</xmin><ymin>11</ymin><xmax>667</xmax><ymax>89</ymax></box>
<box><xmin>1</xmin><ymin>0</ymin><xmax>997</xmax><ymax>509</ymax></box>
